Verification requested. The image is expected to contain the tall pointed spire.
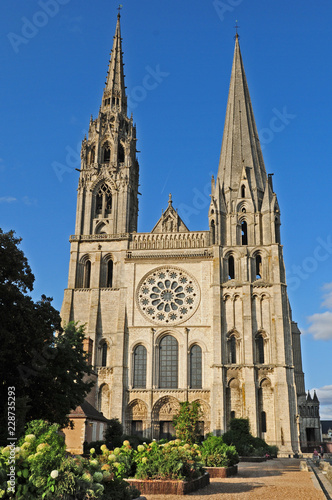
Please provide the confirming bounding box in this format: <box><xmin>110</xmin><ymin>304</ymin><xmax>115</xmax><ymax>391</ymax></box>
<box><xmin>102</xmin><ymin>12</ymin><xmax>127</xmax><ymax>114</ymax></box>
<box><xmin>217</xmin><ymin>34</ymin><xmax>267</xmax><ymax>210</ymax></box>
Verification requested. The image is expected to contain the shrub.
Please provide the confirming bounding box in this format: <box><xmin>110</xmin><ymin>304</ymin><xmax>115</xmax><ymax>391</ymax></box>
<box><xmin>200</xmin><ymin>435</ymin><xmax>239</xmax><ymax>467</ymax></box>
<box><xmin>223</xmin><ymin>418</ymin><xmax>277</xmax><ymax>457</ymax></box>
<box><xmin>172</xmin><ymin>401</ymin><xmax>203</xmax><ymax>444</ymax></box>
<box><xmin>104</xmin><ymin>419</ymin><xmax>123</xmax><ymax>449</ymax></box>
<box><xmin>134</xmin><ymin>440</ymin><xmax>204</xmax><ymax>481</ymax></box>
<box><xmin>0</xmin><ymin>422</ymin><xmax>139</xmax><ymax>500</ymax></box>
<box><xmin>83</xmin><ymin>440</ymin><xmax>105</xmax><ymax>456</ymax></box>
<box><xmin>89</xmin><ymin>440</ymin><xmax>136</xmax><ymax>479</ymax></box>
<box><xmin>121</xmin><ymin>434</ymin><xmax>145</xmax><ymax>449</ymax></box>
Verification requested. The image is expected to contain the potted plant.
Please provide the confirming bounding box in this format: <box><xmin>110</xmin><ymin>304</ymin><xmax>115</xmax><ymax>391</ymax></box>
<box><xmin>200</xmin><ymin>435</ymin><xmax>239</xmax><ymax>478</ymax></box>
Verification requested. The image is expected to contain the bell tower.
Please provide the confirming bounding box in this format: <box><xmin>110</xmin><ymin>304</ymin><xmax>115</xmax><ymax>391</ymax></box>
<box><xmin>208</xmin><ymin>33</ymin><xmax>305</xmax><ymax>454</ymax></box>
<box><xmin>61</xmin><ymin>14</ymin><xmax>140</xmax><ymax>423</ymax></box>
<box><xmin>75</xmin><ymin>12</ymin><xmax>139</xmax><ymax>237</ymax></box>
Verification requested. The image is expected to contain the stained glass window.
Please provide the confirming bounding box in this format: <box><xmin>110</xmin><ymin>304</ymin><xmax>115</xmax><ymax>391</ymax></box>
<box><xmin>159</xmin><ymin>335</ymin><xmax>178</xmax><ymax>388</ymax></box>
<box><xmin>190</xmin><ymin>345</ymin><xmax>202</xmax><ymax>389</ymax></box>
<box><xmin>133</xmin><ymin>345</ymin><xmax>147</xmax><ymax>388</ymax></box>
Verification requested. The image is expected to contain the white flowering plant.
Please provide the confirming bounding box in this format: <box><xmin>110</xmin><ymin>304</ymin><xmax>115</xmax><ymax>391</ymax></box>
<box><xmin>0</xmin><ymin>422</ymin><xmax>140</xmax><ymax>500</ymax></box>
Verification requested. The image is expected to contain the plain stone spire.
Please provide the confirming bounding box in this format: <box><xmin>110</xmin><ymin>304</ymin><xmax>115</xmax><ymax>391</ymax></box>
<box><xmin>217</xmin><ymin>34</ymin><xmax>267</xmax><ymax>210</ymax></box>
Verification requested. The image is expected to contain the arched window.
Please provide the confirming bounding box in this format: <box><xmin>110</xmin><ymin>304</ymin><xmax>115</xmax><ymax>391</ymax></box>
<box><xmin>210</xmin><ymin>220</ymin><xmax>215</xmax><ymax>245</ymax></box>
<box><xmin>107</xmin><ymin>260</ymin><xmax>113</xmax><ymax>288</ymax></box>
<box><xmin>89</xmin><ymin>146</ymin><xmax>95</xmax><ymax>164</ymax></box>
<box><xmin>133</xmin><ymin>345</ymin><xmax>147</xmax><ymax>388</ymax></box>
<box><xmin>228</xmin><ymin>255</ymin><xmax>235</xmax><ymax>280</ymax></box>
<box><xmin>101</xmin><ymin>343</ymin><xmax>107</xmax><ymax>367</ymax></box>
<box><xmin>95</xmin><ymin>184</ymin><xmax>112</xmax><ymax>218</ymax></box>
<box><xmin>230</xmin><ymin>410</ymin><xmax>235</xmax><ymax>420</ymax></box>
<box><xmin>118</xmin><ymin>143</ymin><xmax>125</xmax><ymax>163</ymax></box>
<box><xmin>256</xmin><ymin>334</ymin><xmax>265</xmax><ymax>364</ymax></box>
<box><xmin>261</xmin><ymin>411</ymin><xmax>267</xmax><ymax>433</ymax></box>
<box><xmin>189</xmin><ymin>345</ymin><xmax>202</xmax><ymax>389</ymax></box>
<box><xmin>84</xmin><ymin>260</ymin><xmax>91</xmax><ymax>288</ymax></box>
<box><xmin>228</xmin><ymin>336</ymin><xmax>237</xmax><ymax>364</ymax></box>
<box><xmin>241</xmin><ymin>185</ymin><xmax>245</xmax><ymax>198</ymax></box>
<box><xmin>159</xmin><ymin>335</ymin><xmax>178</xmax><ymax>388</ymax></box>
<box><xmin>256</xmin><ymin>255</ymin><xmax>262</xmax><ymax>279</ymax></box>
<box><xmin>241</xmin><ymin>221</ymin><xmax>248</xmax><ymax>245</ymax></box>
<box><xmin>275</xmin><ymin>217</ymin><xmax>281</xmax><ymax>244</ymax></box>
<box><xmin>103</xmin><ymin>143</ymin><xmax>111</xmax><ymax>163</ymax></box>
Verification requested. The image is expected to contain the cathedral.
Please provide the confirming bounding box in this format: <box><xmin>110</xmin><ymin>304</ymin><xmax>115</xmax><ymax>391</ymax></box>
<box><xmin>61</xmin><ymin>14</ymin><xmax>320</xmax><ymax>454</ymax></box>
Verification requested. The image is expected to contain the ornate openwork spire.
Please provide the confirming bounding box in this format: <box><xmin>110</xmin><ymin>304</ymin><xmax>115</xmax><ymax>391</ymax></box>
<box><xmin>217</xmin><ymin>35</ymin><xmax>267</xmax><ymax>209</ymax></box>
<box><xmin>102</xmin><ymin>12</ymin><xmax>127</xmax><ymax>114</ymax></box>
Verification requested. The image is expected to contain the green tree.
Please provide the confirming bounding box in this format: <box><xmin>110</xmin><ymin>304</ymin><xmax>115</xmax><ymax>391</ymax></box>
<box><xmin>104</xmin><ymin>418</ymin><xmax>124</xmax><ymax>448</ymax></box>
<box><xmin>172</xmin><ymin>401</ymin><xmax>203</xmax><ymax>444</ymax></box>
<box><xmin>0</xmin><ymin>229</ymin><xmax>93</xmax><ymax>444</ymax></box>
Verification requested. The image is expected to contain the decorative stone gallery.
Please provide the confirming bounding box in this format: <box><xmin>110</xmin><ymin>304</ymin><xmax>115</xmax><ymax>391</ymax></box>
<box><xmin>61</xmin><ymin>13</ymin><xmax>320</xmax><ymax>454</ymax></box>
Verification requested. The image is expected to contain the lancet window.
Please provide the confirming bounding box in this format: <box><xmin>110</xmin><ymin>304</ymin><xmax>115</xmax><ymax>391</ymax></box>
<box><xmin>103</xmin><ymin>143</ymin><xmax>111</xmax><ymax>163</ymax></box>
<box><xmin>241</xmin><ymin>220</ymin><xmax>248</xmax><ymax>245</ymax></box>
<box><xmin>189</xmin><ymin>345</ymin><xmax>202</xmax><ymax>389</ymax></box>
<box><xmin>101</xmin><ymin>343</ymin><xmax>107</xmax><ymax>367</ymax></box>
<box><xmin>159</xmin><ymin>335</ymin><xmax>178</xmax><ymax>388</ymax></box>
<box><xmin>133</xmin><ymin>345</ymin><xmax>147</xmax><ymax>388</ymax></box>
<box><xmin>84</xmin><ymin>260</ymin><xmax>91</xmax><ymax>288</ymax></box>
<box><xmin>256</xmin><ymin>255</ymin><xmax>262</xmax><ymax>279</ymax></box>
<box><xmin>95</xmin><ymin>184</ymin><xmax>112</xmax><ymax>218</ymax></box>
<box><xmin>228</xmin><ymin>335</ymin><xmax>237</xmax><ymax>364</ymax></box>
<box><xmin>256</xmin><ymin>334</ymin><xmax>265</xmax><ymax>364</ymax></box>
<box><xmin>107</xmin><ymin>259</ymin><xmax>113</xmax><ymax>288</ymax></box>
<box><xmin>228</xmin><ymin>255</ymin><xmax>235</xmax><ymax>280</ymax></box>
<box><xmin>89</xmin><ymin>146</ymin><xmax>95</xmax><ymax>164</ymax></box>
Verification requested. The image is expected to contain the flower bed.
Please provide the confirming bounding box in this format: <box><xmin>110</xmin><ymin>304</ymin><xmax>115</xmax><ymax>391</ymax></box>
<box><xmin>204</xmin><ymin>465</ymin><xmax>238</xmax><ymax>478</ymax></box>
<box><xmin>125</xmin><ymin>472</ymin><xmax>210</xmax><ymax>495</ymax></box>
<box><xmin>133</xmin><ymin>440</ymin><xmax>204</xmax><ymax>481</ymax></box>
<box><xmin>200</xmin><ymin>435</ymin><xmax>239</xmax><ymax>469</ymax></box>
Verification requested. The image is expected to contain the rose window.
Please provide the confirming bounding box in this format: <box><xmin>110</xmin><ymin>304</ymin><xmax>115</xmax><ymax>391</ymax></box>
<box><xmin>136</xmin><ymin>267</ymin><xmax>200</xmax><ymax>325</ymax></box>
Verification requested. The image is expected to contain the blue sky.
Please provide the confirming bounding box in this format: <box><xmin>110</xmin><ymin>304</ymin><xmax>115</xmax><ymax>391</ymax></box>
<box><xmin>1</xmin><ymin>1</ymin><xmax>332</xmax><ymax>417</ymax></box>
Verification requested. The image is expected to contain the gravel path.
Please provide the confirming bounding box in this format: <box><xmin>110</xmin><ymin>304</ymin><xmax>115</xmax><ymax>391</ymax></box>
<box><xmin>143</xmin><ymin>458</ymin><xmax>325</xmax><ymax>500</ymax></box>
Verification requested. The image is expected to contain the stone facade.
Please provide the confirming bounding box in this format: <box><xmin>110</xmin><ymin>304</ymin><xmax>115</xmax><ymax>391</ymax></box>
<box><xmin>61</xmin><ymin>15</ymin><xmax>319</xmax><ymax>454</ymax></box>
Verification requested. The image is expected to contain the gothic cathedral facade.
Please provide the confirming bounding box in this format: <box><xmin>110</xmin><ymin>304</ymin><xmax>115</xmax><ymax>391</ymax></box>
<box><xmin>61</xmin><ymin>14</ymin><xmax>320</xmax><ymax>454</ymax></box>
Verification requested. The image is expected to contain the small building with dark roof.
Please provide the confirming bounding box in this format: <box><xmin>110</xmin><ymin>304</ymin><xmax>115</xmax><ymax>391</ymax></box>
<box><xmin>62</xmin><ymin>400</ymin><xmax>109</xmax><ymax>455</ymax></box>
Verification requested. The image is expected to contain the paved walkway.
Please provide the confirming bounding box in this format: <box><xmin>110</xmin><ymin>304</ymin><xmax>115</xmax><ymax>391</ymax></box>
<box><xmin>144</xmin><ymin>458</ymin><xmax>325</xmax><ymax>500</ymax></box>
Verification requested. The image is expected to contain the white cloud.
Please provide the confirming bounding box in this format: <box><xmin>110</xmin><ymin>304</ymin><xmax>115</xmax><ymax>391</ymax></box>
<box><xmin>22</xmin><ymin>196</ymin><xmax>37</xmax><ymax>206</ymax></box>
<box><xmin>306</xmin><ymin>283</ymin><xmax>332</xmax><ymax>340</ymax></box>
<box><xmin>321</xmin><ymin>282</ymin><xmax>332</xmax><ymax>310</ymax></box>
<box><xmin>307</xmin><ymin>311</ymin><xmax>332</xmax><ymax>340</ymax></box>
<box><xmin>0</xmin><ymin>196</ymin><xmax>17</xmax><ymax>203</ymax></box>
<box><xmin>310</xmin><ymin>385</ymin><xmax>332</xmax><ymax>419</ymax></box>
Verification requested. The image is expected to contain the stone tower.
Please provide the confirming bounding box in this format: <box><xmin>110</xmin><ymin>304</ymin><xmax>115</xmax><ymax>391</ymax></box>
<box><xmin>61</xmin><ymin>18</ymin><xmax>318</xmax><ymax>454</ymax></box>
<box><xmin>74</xmin><ymin>12</ymin><xmax>139</xmax><ymax>239</ymax></box>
